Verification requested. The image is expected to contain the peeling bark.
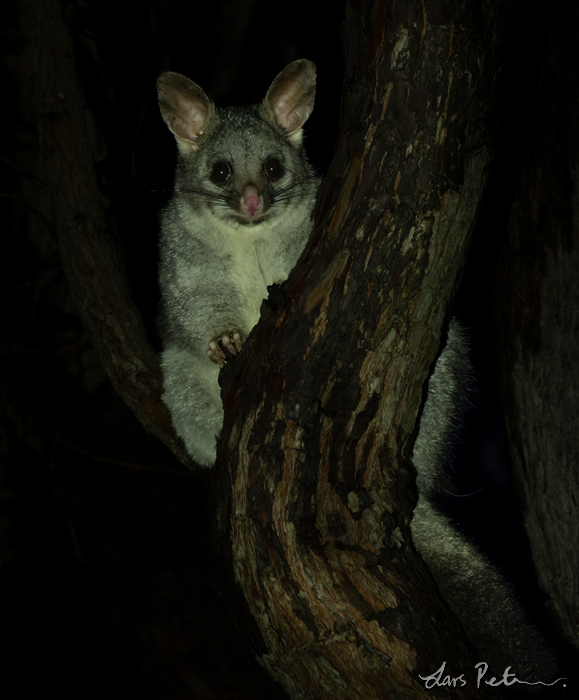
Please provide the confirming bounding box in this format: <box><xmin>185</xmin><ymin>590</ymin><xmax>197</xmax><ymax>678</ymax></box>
<box><xmin>214</xmin><ymin>1</ymin><xmax>507</xmax><ymax>697</ymax></box>
<box><xmin>15</xmin><ymin>0</ymin><xmax>512</xmax><ymax>696</ymax></box>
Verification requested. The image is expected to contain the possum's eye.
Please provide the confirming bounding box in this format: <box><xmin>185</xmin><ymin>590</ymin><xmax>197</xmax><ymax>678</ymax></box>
<box><xmin>210</xmin><ymin>162</ymin><xmax>232</xmax><ymax>183</ymax></box>
<box><xmin>264</xmin><ymin>158</ymin><xmax>284</xmax><ymax>180</ymax></box>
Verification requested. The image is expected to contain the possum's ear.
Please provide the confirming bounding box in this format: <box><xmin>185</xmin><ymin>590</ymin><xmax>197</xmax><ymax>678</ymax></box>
<box><xmin>157</xmin><ymin>72</ymin><xmax>216</xmax><ymax>152</ymax></box>
<box><xmin>261</xmin><ymin>59</ymin><xmax>316</xmax><ymax>146</ymax></box>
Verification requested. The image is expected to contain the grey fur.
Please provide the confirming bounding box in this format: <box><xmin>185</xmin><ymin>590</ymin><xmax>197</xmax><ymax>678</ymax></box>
<box><xmin>413</xmin><ymin>499</ymin><xmax>556</xmax><ymax>682</ymax></box>
<box><xmin>157</xmin><ymin>60</ymin><xmax>318</xmax><ymax>466</ymax></box>
<box><xmin>157</xmin><ymin>64</ymin><xmax>555</xmax><ymax>685</ymax></box>
<box><xmin>412</xmin><ymin>321</ymin><xmax>556</xmax><ymax>682</ymax></box>
<box><xmin>413</xmin><ymin>320</ymin><xmax>471</xmax><ymax>498</ymax></box>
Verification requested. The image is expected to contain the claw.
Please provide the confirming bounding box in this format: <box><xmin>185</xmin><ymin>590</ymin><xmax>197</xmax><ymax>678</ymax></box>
<box><xmin>232</xmin><ymin>332</ymin><xmax>245</xmax><ymax>353</ymax></box>
<box><xmin>207</xmin><ymin>340</ymin><xmax>226</xmax><ymax>364</ymax></box>
<box><xmin>221</xmin><ymin>334</ymin><xmax>237</xmax><ymax>355</ymax></box>
<box><xmin>208</xmin><ymin>331</ymin><xmax>246</xmax><ymax>364</ymax></box>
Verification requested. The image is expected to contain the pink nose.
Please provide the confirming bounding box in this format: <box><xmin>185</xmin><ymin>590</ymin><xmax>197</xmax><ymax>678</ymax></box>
<box><xmin>243</xmin><ymin>194</ymin><xmax>262</xmax><ymax>217</ymax></box>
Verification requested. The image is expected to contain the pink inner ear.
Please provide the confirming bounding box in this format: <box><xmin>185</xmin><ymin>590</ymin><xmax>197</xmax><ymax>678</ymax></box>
<box><xmin>263</xmin><ymin>60</ymin><xmax>316</xmax><ymax>135</ymax></box>
<box><xmin>159</xmin><ymin>72</ymin><xmax>212</xmax><ymax>145</ymax></box>
<box><xmin>284</xmin><ymin>106</ymin><xmax>310</xmax><ymax>135</ymax></box>
<box><xmin>267</xmin><ymin>85</ymin><xmax>314</xmax><ymax>135</ymax></box>
<box><xmin>167</xmin><ymin>97</ymin><xmax>207</xmax><ymax>143</ymax></box>
<box><xmin>271</xmin><ymin>92</ymin><xmax>301</xmax><ymax>132</ymax></box>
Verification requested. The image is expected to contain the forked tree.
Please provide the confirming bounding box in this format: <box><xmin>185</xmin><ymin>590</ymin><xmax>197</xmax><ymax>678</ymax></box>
<box><xmin>17</xmin><ymin>0</ymin><xmax>577</xmax><ymax>697</ymax></box>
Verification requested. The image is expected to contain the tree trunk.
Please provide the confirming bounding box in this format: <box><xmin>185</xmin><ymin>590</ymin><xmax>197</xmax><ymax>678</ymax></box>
<box><xmin>16</xmin><ymin>0</ymin><xmax>509</xmax><ymax>697</ymax></box>
<box><xmin>214</xmin><ymin>1</ymin><xmax>507</xmax><ymax>697</ymax></box>
<box><xmin>496</xmin><ymin>5</ymin><xmax>579</xmax><ymax>651</ymax></box>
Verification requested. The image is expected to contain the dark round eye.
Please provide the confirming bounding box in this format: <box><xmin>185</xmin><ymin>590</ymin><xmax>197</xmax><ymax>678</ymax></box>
<box><xmin>264</xmin><ymin>158</ymin><xmax>283</xmax><ymax>180</ymax></box>
<box><xmin>210</xmin><ymin>162</ymin><xmax>231</xmax><ymax>183</ymax></box>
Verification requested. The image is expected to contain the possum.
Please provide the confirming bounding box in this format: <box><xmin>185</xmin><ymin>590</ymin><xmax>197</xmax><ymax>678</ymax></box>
<box><xmin>157</xmin><ymin>59</ymin><xmax>318</xmax><ymax>467</ymax></box>
<box><xmin>156</xmin><ymin>59</ymin><xmax>555</xmax><ymax>687</ymax></box>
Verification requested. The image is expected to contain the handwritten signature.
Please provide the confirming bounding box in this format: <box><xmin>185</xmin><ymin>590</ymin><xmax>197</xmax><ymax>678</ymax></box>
<box><xmin>419</xmin><ymin>661</ymin><xmax>566</xmax><ymax>689</ymax></box>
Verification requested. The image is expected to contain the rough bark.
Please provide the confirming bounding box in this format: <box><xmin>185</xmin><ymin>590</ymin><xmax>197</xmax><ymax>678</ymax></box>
<box><xmin>496</xmin><ymin>6</ymin><xmax>579</xmax><ymax>650</ymax></box>
<box><xmin>15</xmin><ymin>0</ymin><xmax>511</xmax><ymax>697</ymax></box>
<box><xmin>214</xmin><ymin>1</ymin><xmax>506</xmax><ymax>698</ymax></box>
<box><xmin>15</xmin><ymin>0</ymin><xmax>193</xmax><ymax>470</ymax></box>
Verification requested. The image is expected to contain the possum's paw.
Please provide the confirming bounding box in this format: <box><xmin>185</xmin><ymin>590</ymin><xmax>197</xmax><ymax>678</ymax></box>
<box><xmin>207</xmin><ymin>331</ymin><xmax>246</xmax><ymax>364</ymax></box>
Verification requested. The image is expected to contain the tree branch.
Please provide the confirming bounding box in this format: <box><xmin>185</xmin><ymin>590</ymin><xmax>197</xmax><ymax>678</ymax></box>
<box><xmin>214</xmin><ymin>1</ymin><xmax>507</xmax><ymax>697</ymax></box>
<box><xmin>15</xmin><ymin>0</ymin><xmax>511</xmax><ymax>696</ymax></box>
<box><xmin>16</xmin><ymin>0</ymin><xmax>193</xmax><ymax>469</ymax></box>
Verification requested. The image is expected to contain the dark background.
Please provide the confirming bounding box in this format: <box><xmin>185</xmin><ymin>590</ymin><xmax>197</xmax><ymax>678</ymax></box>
<box><xmin>0</xmin><ymin>1</ymin><xmax>573</xmax><ymax>698</ymax></box>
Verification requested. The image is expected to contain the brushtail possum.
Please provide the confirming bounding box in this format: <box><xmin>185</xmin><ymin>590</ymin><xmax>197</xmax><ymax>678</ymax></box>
<box><xmin>157</xmin><ymin>59</ymin><xmax>318</xmax><ymax>467</ymax></box>
<box><xmin>157</xmin><ymin>62</ymin><xmax>554</xmax><ymax>685</ymax></box>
